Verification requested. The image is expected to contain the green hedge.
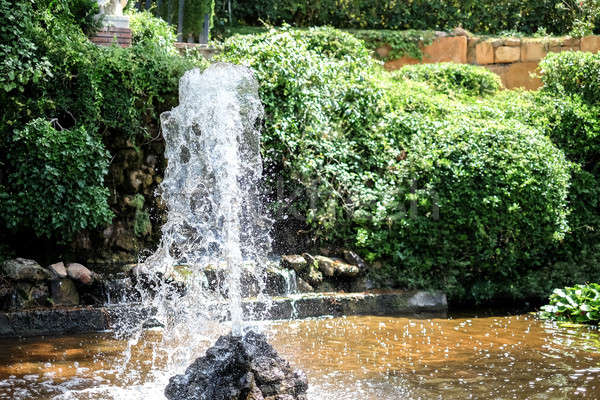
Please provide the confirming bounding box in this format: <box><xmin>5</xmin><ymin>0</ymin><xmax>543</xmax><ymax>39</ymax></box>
<box><xmin>219</xmin><ymin>0</ymin><xmax>579</xmax><ymax>35</ymax></box>
<box><xmin>540</xmin><ymin>51</ymin><xmax>600</xmax><ymax>105</ymax></box>
<box><xmin>219</xmin><ymin>27</ymin><xmax>576</xmax><ymax>302</ymax></box>
<box><xmin>396</xmin><ymin>63</ymin><xmax>502</xmax><ymax>96</ymax></box>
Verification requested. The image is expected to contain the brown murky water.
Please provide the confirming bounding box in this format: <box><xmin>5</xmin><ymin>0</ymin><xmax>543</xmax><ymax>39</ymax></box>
<box><xmin>0</xmin><ymin>314</ymin><xmax>598</xmax><ymax>399</ymax></box>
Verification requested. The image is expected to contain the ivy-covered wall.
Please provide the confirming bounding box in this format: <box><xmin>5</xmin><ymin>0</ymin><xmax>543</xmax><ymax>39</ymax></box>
<box><xmin>0</xmin><ymin>2</ymin><xmax>207</xmax><ymax>267</ymax></box>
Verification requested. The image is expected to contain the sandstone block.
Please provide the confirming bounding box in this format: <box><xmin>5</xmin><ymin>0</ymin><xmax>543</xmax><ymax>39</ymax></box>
<box><xmin>467</xmin><ymin>37</ymin><xmax>478</xmax><ymax>64</ymax></box>
<box><xmin>495</xmin><ymin>46</ymin><xmax>520</xmax><ymax>63</ymax></box>
<box><xmin>581</xmin><ymin>35</ymin><xmax>600</xmax><ymax>52</ymax></box>
<box><xmin>384</xmin><ymin>55</ymin><xmax>420</xmax><ymax>71</ymax></box>
<box><xmin>422</xmin><ymin>36</ymin><xmax>467</xmax><ymax>63</ymax></box>
<box><xmin>563</xmin><ymin>37</ymin><xmax>580</xmax><ymax>47</ymax></box>
<box><xmin>504</xmin><ymin>38</ymin><xmax>521</xmax><ymax>46</ymax></box>
<box><xmin>521</xmin><ymin>41</ymin><xmax>547</xmax><ymax>62</ymax></box>
<box><xmin>485</xmin><ymin>62</ymin><xmax>541</xmax><ymax>90</ymax></box>
<box><xmin>475</xmin><ymin>41</ymin><xmax>494</xmax><ymax>64</ymax></box>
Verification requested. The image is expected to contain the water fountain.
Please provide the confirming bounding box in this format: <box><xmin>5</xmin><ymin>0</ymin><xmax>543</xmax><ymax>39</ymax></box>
<box><xmin>135</xmin><ymin>63</ymin><xmax>307</xmax><ymax>398</ymax></box>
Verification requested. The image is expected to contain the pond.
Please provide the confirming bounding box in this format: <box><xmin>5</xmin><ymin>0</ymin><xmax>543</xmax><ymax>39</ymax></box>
<box><xmin>0</xmin><ymin>314</ymin><xmax>598</xmax><ymax>399</ymax></box>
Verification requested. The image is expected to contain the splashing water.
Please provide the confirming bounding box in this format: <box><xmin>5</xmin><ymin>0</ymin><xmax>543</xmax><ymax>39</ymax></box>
<box><xmin>123</xmin><ymin>63</ymin><xmax>272</xmax><ymax>377</ymax></box>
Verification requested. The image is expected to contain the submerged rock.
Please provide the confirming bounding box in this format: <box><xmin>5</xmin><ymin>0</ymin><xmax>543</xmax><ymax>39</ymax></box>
<box><xmin>165</xmin><ymin>331</ymin><xmax>308</xmax><ymax>400</ymax></box>
<box><xmin>2</xmin><ymin>258</ymin><xmax>50</xmax><ymax>281</ymax></box>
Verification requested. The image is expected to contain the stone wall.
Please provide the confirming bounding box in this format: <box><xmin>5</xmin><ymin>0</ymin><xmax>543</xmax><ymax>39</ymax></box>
<box><xmin>38</xmin><ymin>133</ymin><xmax>169</xmax><ymax>270</ymax></box>
<box><xmin>381</xmin><ymin>34</ymin><xmax>600</xmax><ymax>90</ymax></box>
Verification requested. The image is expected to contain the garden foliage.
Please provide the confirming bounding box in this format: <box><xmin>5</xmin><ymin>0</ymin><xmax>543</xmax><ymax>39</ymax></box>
<box><xmin>3</xmin><ymin>4</ymin><xmax>600</xmax><ymax>304</ymax></box>
<box><xmin>396</xmin><ymin>63</ymin><xmax>502</xmax><ymax>96</ymax></box>
<box><xmin>218</xmin><ymin>27</ymin><xmax>591</xmax><ymax>302</ymax></box>
<box><xmin>1</xmin><ymin>119</ymin><xmax>112</xmax><ymax>240</ymax></box>
<box><xmin>0</xmin><ymin>1</ymin><xmax>204</xmax><ymax>244</ymax></box>
<box><xmin>540</xmin><ymin>283</ymin><xmax>600</xmax><ymax>324</ymax></box>
<box><xmin>540</xmin><ymin>51</ymin><xmax>600</xmax><ymax>105</ymax></box>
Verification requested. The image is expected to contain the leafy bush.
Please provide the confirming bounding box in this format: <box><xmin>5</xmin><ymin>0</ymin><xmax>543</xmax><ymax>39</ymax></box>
<box><xmin>129</xmin><ymin>10</ymin><xmax>178</xmax><ymax>54</ymax></box>
<box><xmin>0</xmin><ymin>119</ymin><xmax>113</xmax><ymax>240</ymax></box>
<box><xmin>0</xmin><ymin>0</ymin><xmax>52</xmax><ymax>94</ymax></box>
<box><xmin>356</xmin><ymin>110</ymin><xmax>571</xmax><ymax>301</ymax></box>
<box><xmin>52</xmin><ymin>0</ymin><xmax>102</xmax><ymax>35</ymax></box>
<box><xmin>219</xmin><ymin>0</ymin><xmax>577</xmax><ymax>35</ymax></box>
<box><xmin>540</xmin><ymin>283</ymin><xmax>600</xmax><ymax>324</ymax></box>
<box><xmin>220</xmin><ymin>27</ymin><xmax>573</xmax><ymax>302</ymax></box>
<box><xmin>0</xmin><ymin>3</ymin><xmax>204</xmax><ymax>244</ymax></box>
<box><xmin>540</xmin><ymin>51</ymin><xmax>600</xmax><ymax>104</ymax></box>
<box><xmin>557</xmin><ymin>0</ymin><xmax>600</xmax><ymax>37</ymax></box>
<box><xmin>396</xmin><ymin>63</ymin><xmax>502</xmax><ymax>96</ymax></box>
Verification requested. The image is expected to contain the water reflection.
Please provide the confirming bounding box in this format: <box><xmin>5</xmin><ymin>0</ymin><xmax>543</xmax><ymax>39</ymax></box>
<box><xmin>0</xmin><ymin>314</ymin><xmax>598</xmax><ymax>399</ymax></box>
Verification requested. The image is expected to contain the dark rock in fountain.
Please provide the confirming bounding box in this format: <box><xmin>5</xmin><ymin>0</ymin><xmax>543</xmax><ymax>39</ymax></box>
<box><xmin>165</xmin><ymin>331</ymin><xmax>308</xmax><ymax>400</ymax></box>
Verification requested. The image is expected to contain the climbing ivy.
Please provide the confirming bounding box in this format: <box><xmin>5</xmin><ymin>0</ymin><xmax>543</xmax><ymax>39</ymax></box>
<box><xmin>350</xmin><ymin>29</ymin><xmax>436</xmax><ymax>60</ymax></box>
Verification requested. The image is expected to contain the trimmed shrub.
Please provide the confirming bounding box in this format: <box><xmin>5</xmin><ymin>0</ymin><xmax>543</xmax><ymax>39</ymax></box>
<box><xmin>369</xmin><ymin>117</ymin><xmax>571</xmax><ymax>301</ymax></box>
<box><xmin>396</xmin><ymin>63</ymin><xmax>502</xmax><ymax>96</ymax></box>
<box><xmin>0</xmin><ymin>119</ymin><xmax>113</xmax><ymax>240</ymax></box>
<box><xmin>540</xmin><ymin>51</ymin><xmax>600</xmax><ymax>104</ymax></box>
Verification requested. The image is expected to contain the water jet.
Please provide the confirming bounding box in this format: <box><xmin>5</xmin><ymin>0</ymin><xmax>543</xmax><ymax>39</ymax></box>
<box><xmin>141</xmin><ymin>62</ymin><xmax>306</xmax><ymax>397</ymax></box>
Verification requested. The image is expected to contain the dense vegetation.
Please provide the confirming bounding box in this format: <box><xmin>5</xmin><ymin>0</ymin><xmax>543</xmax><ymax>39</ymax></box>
<box><xmin>216</xmin><ymin>0</ymin><xmax>599</xmax><ymax>36</ymax></box>
<box><xmin>0</xmin><ymin>1</ymin><xmax>205</xmax><ymax>250</ymax></box>
<box><xmin>2</xmin><ymin>2</ymin><xmax>600</xmax><ymax>304</ymax></box>
<box><xmin>218</xmin><ymin>27</ymin><xmax>600</xmax><ymax>303</ymax></box>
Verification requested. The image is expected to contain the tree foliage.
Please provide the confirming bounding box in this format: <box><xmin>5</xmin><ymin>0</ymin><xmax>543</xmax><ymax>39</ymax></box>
<box><xmin>218</xmin><ymin>0</ymin><xmax>582</xmax><ymax>35</ymax></box>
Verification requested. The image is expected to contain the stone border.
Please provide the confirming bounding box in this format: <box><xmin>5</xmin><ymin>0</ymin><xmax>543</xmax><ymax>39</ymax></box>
<box><xmin>0</xmin><ymin>290</ymin><xmax>446</xmax><ymax>338</ymax></box>
<box><xmin>381</xmin><ymin>35</ymin><xmax>600</xmax><ymax>90</ymax></box>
